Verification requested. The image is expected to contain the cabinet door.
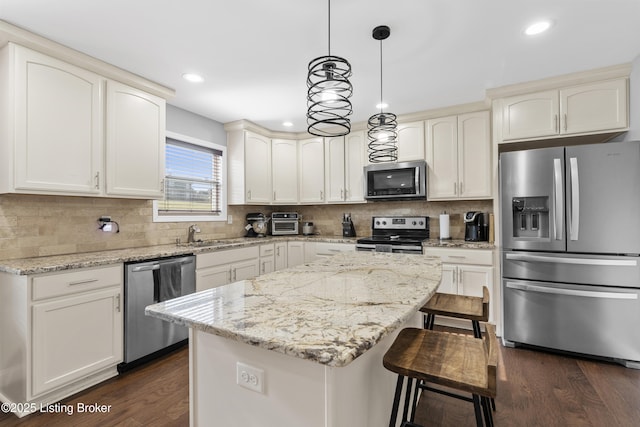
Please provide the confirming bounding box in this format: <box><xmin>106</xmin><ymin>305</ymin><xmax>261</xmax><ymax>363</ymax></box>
<box><xmin>31</xmin><ymin>287</ymin><xmax>122</xmax><ymax>397</ymax></box>
<box><xmin>260</xmin><ymin>256</ymin><xmax>275</xmax><ymax>275</ymax></box>
<box><xmin>561</xmin><ymin>78</ymin><xmax>628</xmax><ymax>135</ymax></box>
<box><xmin>288</xmin><ymin>241</ymin><xmax>305</xmax><ymax>267</ymax></box>
<box><xmin>196</xmin><ymin>265</ymin><xmax>231</xmax><ymax>291</ymax></box>
<box><xmin>457</xmin><ymin>265</ymin><xmax>494</xmax><ymax>322</ymax></box>
<box><xmin>275</xmin><ymin>242</ymin><xmax>288</xmax><ymax>271</ymax></box>
<box><xmin>13</xmin><ymin>45</ymin><xmax>102</xmax><ymax>194</ymax></box>
<box><xmin>501</xmin><ymin>90</ymin><xmax>558</xmax><ymax>140</ymax></box>
<box><xmin>325</xmin><ymin>136</ymin><xmax>346</xmax><ymax>202</ymax></box>
<box><xmin>106</xmin><ymin>81</ymin><xmax>165</xmax><ymax>198</ymax></box>
<box><xmin>426</xmin><ymin>116</ymin><xmax>458</xmax><ymax>200</ymax></box>
<box><xmin>435</xmin><ymin>264</ymin><xmax>457</xmax><ymax>295</ymax></box>
<box><xmin>232</xmin><ymin>258</ymin><xmax>259</xmax><ymax>281</ymax></box>
<box><xmin>458</xmin><ymin>111</ymin><xmax>491</xmax><ymax>199</ymax></box>
<box><xmin>298</xmin><ymin>138</ymin><xmax>325</xmax><ymax>203</ymax></box>
<box><xmin>244</xmin><ymin>131</ymin><xmax>272</xmax><ymax>203</ymax></box>
<box><xmin>271</xmin><ymin>139</ymin><xmax>298</xmax><ymax>203</ymax></box>
<box><xmin>344</xmin><ymin>131</ymin><xmax>366</xmax><ymax>202</ymax></box>
<box><xmin>396</xmin><ymin>121</ymin><xmax>425</xmax><ymax>161</ymax></box>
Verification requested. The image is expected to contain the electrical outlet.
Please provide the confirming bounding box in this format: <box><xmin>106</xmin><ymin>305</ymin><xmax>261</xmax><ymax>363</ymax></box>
<box><xmin>227</xmin><ymin>215</ymin><xmax>233</xmax><ymax>224</ymax></box>
<box><xmin>236</xmin><ymin>362</ymin><xmax>264</xmax><ymax>394</ymax></box>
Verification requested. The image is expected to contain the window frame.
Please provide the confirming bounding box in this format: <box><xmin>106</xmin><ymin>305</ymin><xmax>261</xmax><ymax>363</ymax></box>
<box><xmin>152</xmin><ymin>131</ymin><xmax>227</xmax><ymax>223</ymax></box>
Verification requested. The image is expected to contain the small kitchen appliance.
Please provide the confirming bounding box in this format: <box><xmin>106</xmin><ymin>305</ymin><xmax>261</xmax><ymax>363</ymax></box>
<box><xmin>464</xmin><ymin>211</ymin><xmax>488</xmax><ymax>242</ymax></box>
<box><xmin>342</xmin><ymin>213</ymin><xmax>356</xmax><ymax>237</ymax></box>
<box><xmin>245</xmin><ymin>213</ymin><xmax>269</xmax><ymax>237</ymax></box>
<box><xmin>271</xmin><ymin>212</ymin><xmax>300</xmax><ymax>235</ymax></box>
<box><xmin>302</xmin><ymin>222</ymin><xmax>315</xmax><ymax>236</ymax></box>
<box><xmin>364</xmin><ymin>160</ymin><xmax>427</xmax><ymax>201</ymax></box>
<box><xmin>356</xmin><ymin>216</ymin><xmax>429</xmax><ymax>254</ymax></box>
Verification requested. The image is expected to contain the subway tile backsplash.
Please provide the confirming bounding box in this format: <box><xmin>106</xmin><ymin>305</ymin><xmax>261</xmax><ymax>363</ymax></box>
<box><xmin>0</xmin><ymin>194</ymin><xmax>492</xmax><ymax>260</ymax></box>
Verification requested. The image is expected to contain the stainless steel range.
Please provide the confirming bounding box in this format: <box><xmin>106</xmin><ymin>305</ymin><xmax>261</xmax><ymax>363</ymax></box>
<box><xmin>356</xmin><ymin>216</ymin><xmax>429</xmax><ymax>254</ymax></box>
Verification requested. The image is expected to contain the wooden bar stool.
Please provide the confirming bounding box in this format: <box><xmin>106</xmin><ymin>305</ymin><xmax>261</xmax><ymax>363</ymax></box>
<box><xmin>420</xmin><ymin>286</ymin><xmax>490</xmax><ymax>338</ymax></box>
<box><xmin>383</xmin><ymin>324</ymin><xmax>497</xmax><ymax>427</ymax></box>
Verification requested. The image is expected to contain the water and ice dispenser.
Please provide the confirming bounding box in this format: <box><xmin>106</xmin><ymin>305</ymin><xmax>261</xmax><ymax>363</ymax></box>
<box><xmin>511</xmin><ymin>197</ymin><xmax>549</xmax><ymax>239</ymax></box>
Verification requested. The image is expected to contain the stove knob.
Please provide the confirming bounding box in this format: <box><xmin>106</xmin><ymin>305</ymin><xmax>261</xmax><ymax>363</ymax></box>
<box><xmin>419</xmin><ymin>221</ymin><xmax>424</xmax><ymax>226</ymax></box>
<box><xmin>382</xmin><ymin>221</ymin><xmax>387</xmax><ymax>225</ymax></box>
<box><xmin>375</xmin><ymin>221</ymin><xmax>380</xmax><ymax>226</ymax></box>
<box><xmin>412</xmin><ymin>221</ymin><xmax>417</xmax><ymax>226</ymax></box>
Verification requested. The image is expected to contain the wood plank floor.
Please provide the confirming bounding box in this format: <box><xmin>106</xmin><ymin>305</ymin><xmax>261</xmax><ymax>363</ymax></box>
<box><xmin>2</xmin><ymin>334</ymin><xmax>639</xmax><ymax>426</ymax></box>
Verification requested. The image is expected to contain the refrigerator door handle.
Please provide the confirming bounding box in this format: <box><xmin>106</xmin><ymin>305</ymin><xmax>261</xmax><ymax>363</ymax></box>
<box><xmin>569</xmin><ymin>157</ymin><xmax>580</xmax><ymax>241</ymax></box>
<box><xmin>506</xmin><ymin>281</ymin><xmax>638</xmax><ymax>300</ymax></box>
<box><xmin>505</xmin><ymin>252</ymin><xmax>638</xmax><ymax>266</ymax></box>
<box><xmin>553</xmin><ymin>158</ymin><xmax>564</xmax><ymax>240</ymax></box>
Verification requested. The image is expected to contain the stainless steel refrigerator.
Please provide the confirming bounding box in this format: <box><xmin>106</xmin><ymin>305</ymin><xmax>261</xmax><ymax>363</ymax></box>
<box><xmin>500</xmin><ymin>141</ymin><xmax>640</xmax><ymax>368</ymax></box>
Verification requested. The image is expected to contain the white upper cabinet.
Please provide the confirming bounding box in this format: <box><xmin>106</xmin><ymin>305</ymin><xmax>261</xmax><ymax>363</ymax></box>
<box><xmin>396</xmin><ymin>121</ymin><xmax>425</xmax><ymax>161</ymax></box>
<box><xmin>106</xmin><ymin>80</ymin><xmax>165</xmax><ymax>198</ymax></box>
<box><xmin>324</xmin><ymin>131</ymin><xmax>365</xmax><ymax>203</ymax></box>
<box><xmin>0</xmin><ymin>43</ymin><xmax>168</xmax><ymax>198</ymax></box>
<box><xmin>500</xmin><ymin>78</ymin><xmax>628</xmax><ymax>141</ymax></box>
<box><xmin>426</xmin><ymin>111</ymin><xmax>491</xmax><ymax>200</ymax></box>
<box><xmin>5</xmin><ymin>43</ymin><xmax>103</xmax><ymax>195</ymax></box>
<box><xmin>298</xmin><ymin>137</ymin><xmax>325</xmax><ymax>203</ymax></box>
<box><xmin>271</xmin><ymin>138</ymin><xmax>298</xmax><ymax>204</ymax></box>
<box><xmin>228</xmin><ymin>130</ymin><xmax>272</xmax><ymax>204</ymax></box>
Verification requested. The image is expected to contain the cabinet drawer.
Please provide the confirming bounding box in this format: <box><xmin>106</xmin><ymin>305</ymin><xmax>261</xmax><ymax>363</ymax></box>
<box><xmin>197</xmin><ymin>246</ymin><xmax>260</xmax><ymax>269</ymax></box>
<box><xmin>260</xmin><ymin>243</ymin><xmax>275</xmax><ymax>257</ymax></box>
<box><xmin>315</xmin><ymin>243</ymin><xmax>355</xmax><ymax>256</ymax></box>
<box><xmin>424</xmin><ymin>248</ymin><xmax>493</xmax><ymax>266</ymax></box>
<box><xmin>31</xmin><ymin>265</ymin><xmax>123</xmax><ymax>301</ymax></box>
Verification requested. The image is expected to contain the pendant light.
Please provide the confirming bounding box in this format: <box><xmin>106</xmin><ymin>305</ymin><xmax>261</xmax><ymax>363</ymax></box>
<box><xmin>307</xmin><ymin>0</ymin><xmax>353</xmax><ymax>137</ymax></box>
<box><xmin>368</xmin><ymin>25</ymin><xmax>398</xmax><ymax>163</ymax></box>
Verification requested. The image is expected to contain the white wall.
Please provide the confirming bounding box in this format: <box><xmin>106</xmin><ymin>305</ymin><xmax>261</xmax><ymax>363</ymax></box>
<box><xmin>166</xmin><ymin>104</ymin><xmax>226</xmax><ymax>145</ymax></box>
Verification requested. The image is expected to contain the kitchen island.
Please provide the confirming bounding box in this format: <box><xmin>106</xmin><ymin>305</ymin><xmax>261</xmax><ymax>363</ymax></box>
<box><xmin>146</xmin><ymin>251</ymin><xmax>442</xmax><ymax>427</ymax></box>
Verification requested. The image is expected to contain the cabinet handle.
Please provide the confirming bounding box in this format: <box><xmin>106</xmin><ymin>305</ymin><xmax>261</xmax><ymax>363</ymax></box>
<box><xmin>273</xmin><ymin>191</ymin><xmax>276</xmax><ymax>200</ymax></box>
<box><xmin>340</xmin><ymin>189</ymin><xmax>344</xmax><ymax>200</ymax></box>
<box><xmin>94</xmin><ymin>172</ymin><xmax>100</xmax><ymax>189</ymax></box>
<box><xmin>261</xmin><ymin>262</ymin><xmax>265</xmax><ymax>274</ymax></box>
<box><xmin>460</xmin><ymin>182</ymin><xmax>463</xmax><ymax>195</ymax></box>
<box><xmin>68</xmin><ymin>278</ymin><xmax>99</xmax><ymax>286</ymax></box>
<box><xmin>115</xmin><ymin>294</ymin><xmax>121</xmax><ymax>312</ymax></box>
<box><xmin>320</xmin><ymin>190</ymin><xmax>324</xmax><ymax>200</ymax></box>
<box><xmin>563</xmin><ymin>113</ymin><xmax>567</xmax><ymax>132</ymax></box>
<box><xmin>232</xmin><ymin>268</ymin><xmax>237</xmax><ymax>281</ymax></box>
<box><xmin>247</xmin><ymin>190</ymin><xmax>251</xmax><ymax>200</ymax></box>
<box><xmin>453</xmin><ymin>182</ymin><xmax>457</xmax><ymax>195</ymax></box>
<box><xmin>276</xmin><ymin>247</ymin><xmax>280</xmax><ymax>257</ymax></box>
<box><xmin>160</xmin><ymin>179</ymin><xmax>165</xmax><ymax>193</ymax></box>
<box><xmin>344</xmin><ymin>189</ymin><xmax>348</xmax><ymax>200</ymax></box>
<box><xmin>555</xmin><ymin>114</ymin><xmax>559</xmax><ymax>133</ymax></box>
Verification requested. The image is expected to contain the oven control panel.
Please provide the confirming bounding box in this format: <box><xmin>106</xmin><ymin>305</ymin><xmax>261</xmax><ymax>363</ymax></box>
<box><xmin>372</xmin><ymin>216</ymin><xmax>428</xmax><ymax>231</ymax></box>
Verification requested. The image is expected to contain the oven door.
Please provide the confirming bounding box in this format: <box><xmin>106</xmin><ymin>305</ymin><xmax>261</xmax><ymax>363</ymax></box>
<box><xmin>355</xmin><ymin>243</ymin><xmax>423</xmax><ymax>254</ymax></box>
<box><xmin>271</xmin><ymin>220</ymin><xmax>298</xmax><ymax>235</ymax></box>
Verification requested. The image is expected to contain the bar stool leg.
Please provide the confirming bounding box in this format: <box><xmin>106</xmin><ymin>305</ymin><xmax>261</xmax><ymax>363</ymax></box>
<box><xmin>402</xmin><ymin>377</ymin><xmax>415</xmax><ymax>422</ymax></box>
<box><xmin>472</xmin><ymin>394</ymin><xmax>483</xmax><ymax>427</ymax></box>
<box><xmin>389</xmin><ymin>375</ymin><xmax>404</xmax><ymax>427</ymax></box>
<box><xmin>482</xmin><ymin>396</ymin><xmax>494</xmax><ymax>427</ymax></box>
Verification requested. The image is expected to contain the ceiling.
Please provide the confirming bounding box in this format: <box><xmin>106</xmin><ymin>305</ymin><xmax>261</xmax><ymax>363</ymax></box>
<box><xmin>1</xmin><ymin>0</ymin><xmax>640</xmax><ymax>134</ymax></box>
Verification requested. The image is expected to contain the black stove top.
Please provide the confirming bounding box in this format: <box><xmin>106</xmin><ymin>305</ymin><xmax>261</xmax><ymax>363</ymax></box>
<box><xmin>356</xmin><ymin>216</ymin><xmax>429</xmax><ymax>250</ymax></box>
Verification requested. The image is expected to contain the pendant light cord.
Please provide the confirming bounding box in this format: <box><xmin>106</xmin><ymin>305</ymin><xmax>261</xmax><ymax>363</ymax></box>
<box><xmin>379</xmin><ymin>39</ymin><xmax>383</xmax><ymax>113</ymax></box>
<box><xmin>327</xmin><ymin>0</ymin><xmax>331</xmax><ymax>56</ymax></box>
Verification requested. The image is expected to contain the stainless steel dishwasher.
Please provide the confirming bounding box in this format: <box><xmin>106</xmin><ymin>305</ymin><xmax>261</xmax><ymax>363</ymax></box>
<box><xmin>120</xmin><ymin>255</ymin><xmax>196</xmax><ymax>371</ymax></box>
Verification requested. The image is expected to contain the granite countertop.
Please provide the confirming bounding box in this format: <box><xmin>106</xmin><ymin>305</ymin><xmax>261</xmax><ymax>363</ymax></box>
<box><xmin>146</xmin><ymin>251</ymin><xmax>442</xmax><ymax>367</ymax></box>
<box><xmin>0</xmin><ymin>235</ymin><xmax>492</xmax><ymax>275</ymax></box>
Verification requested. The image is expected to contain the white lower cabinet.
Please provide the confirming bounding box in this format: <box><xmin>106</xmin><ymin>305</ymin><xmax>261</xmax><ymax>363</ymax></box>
<box><xmin>287</xmin><ymin>241</ymin><xmax>306</xmax><ymax>268</ymax></box>
<box><xmin>275</xmin><ymin>242</ymin><xmax>288</xmax><ymax>271</ymax></box>
<box><xmin>424</xmin><ymin>248</ymin><xmax>495</xmax><ymax>324</ymax></box>
<box><xmin>196</xmin><ymin>247</ymin><xmax>260</xmax><ymax>291</ymax></box>
<box><xmin>0</xmin><ymin>265</ymin><xmax>123</xmax><ymax>412</ymax></box>
<box><xmin>259</xmin><ymin>244</ymin><xmax>276</xmax><ymax>275</ymax></box>
<box><xmin>305</xmin><ymin>242</ymin><xmax>356</xmax><ymax>262</ymax></box>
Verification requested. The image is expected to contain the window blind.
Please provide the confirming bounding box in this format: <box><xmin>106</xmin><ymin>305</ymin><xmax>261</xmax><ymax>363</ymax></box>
<box><xmin>157</xmin><ymin>138</ymin><xmax>223</xmax><ymax>216</ymax></box>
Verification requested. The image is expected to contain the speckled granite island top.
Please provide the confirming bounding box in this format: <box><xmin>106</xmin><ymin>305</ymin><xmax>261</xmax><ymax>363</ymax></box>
<box><xmin>146</xmin><ymin>251</ymin><xmax>442</xmax><ymax>368</ymax></box>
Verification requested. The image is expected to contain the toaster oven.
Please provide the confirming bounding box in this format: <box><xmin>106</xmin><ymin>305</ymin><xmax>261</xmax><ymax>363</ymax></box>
<box><xmin>271</xmin><ymin>212</ymin><xmax>300</xmax><ymax>235</ymax></box>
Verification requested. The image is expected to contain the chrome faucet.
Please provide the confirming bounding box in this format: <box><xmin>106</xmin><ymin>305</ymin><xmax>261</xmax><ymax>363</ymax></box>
<box><xmin>187</xmin><ymin>224</ymin><xmax>201</xmax><ymax>243</ymax></box>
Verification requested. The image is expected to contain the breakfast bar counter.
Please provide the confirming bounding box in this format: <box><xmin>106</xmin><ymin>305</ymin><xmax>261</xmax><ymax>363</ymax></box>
<box><xmin>146</xmin><ymin>252</ymin><xmax>442</xmax><ymax>427</ymax></box>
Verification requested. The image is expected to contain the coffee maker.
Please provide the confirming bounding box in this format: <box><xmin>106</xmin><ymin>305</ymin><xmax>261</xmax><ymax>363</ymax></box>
<box><xmin>464</xmin><ymin>211</ymin><xmax>488</xmax><ymax>242</ymax></box>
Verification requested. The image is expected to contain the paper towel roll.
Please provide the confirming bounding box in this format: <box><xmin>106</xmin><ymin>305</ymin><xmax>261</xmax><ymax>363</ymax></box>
<box><xmin>439</xmin><ymin>214</ymin><xmax>450</xmax><ymax>240</ymax></box>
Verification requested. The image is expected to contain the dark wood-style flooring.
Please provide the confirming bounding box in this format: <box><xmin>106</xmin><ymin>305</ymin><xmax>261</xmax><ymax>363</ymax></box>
<box><xmin>2</xmin><ymin>331</ymin><xmax>640</xmax><ymax>427</ymax></box>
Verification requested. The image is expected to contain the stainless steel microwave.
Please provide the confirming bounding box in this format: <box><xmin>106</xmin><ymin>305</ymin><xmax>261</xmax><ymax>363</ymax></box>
<box><xmin>364</xmin><ymin>160</ymin><xmax>427</xmax><ymax>201</ymax></box>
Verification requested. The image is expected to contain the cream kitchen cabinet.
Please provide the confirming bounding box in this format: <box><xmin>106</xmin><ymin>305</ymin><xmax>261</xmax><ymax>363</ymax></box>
<box><xmin>396</xmin><ymin>121</ymin><xmax>425</xmax><ymax>162</ymax></box>
<box><xmin>259</xmin><ymin>243</ymin><xmax>276</xmax><ymax>275</ymax></box>
<box><xmin>271</xmin><ymin>138</ymin><xmax>298</xmax><ymax>204</ymax></box>
<box><xmin>0</xmin><ymin>43</ymin><xmax>166</xmax><ymax>199</ymax></box>
<box><xmin>500</xmin><ymin>78</ymin><xmax>628</xmax><ymax>141</ymax></box>
<box><xmin>287</xmin><ymin>241</ymin><xmax>306</xmax><ymax>267</ymax></box>
<box><xmin>105</xmin><ymin>80</ymin><xmax>165</xmax><ymax>198</ymax></box>
<box><xmin>325</xmin><ymin>131</ymin><xmax>366</xmax><ymax>203</ymax></box>
<box><xmin>426</xmin><ymin>111</ymin><xmax>491</xmax><ymax>200</ymax></box>
<box><xmin>228</xmin><ymin>130</ymin><xmax>272</xmax><ymax>204</ymax></box>
<box><xmin>298</xmin><ymin>137</ymin><xmax>325</xmax><ymax>203</ymax></box>
<box><xmin>424</xmin><ymin>248</ymin><xmax>494</xmax><ymax>323</ymax></box>
<box><xmin>196</xmin><ymin>246</ymin><xmax>260</xmax><ymax>291</ymax></box>
<box><xmin>305</xmin><ymin>242</ymin><xmax>356</xmax><ymax>262</ymax></box>
<box><xmin>0</xmin><ymin>265</ymin><xmax>123</xmax><ymax>413</ymax></box>
<box><xmin>274</xmin><ymin>242</ymin><xmax>288</xmax><ymax>271</ymax></box>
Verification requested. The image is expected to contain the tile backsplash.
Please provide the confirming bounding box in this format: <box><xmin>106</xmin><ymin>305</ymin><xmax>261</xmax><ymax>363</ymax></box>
<box><xmin>0</xmin><ymin>194</ymin><xmax>492</xmax><ymax>260</ymax></box>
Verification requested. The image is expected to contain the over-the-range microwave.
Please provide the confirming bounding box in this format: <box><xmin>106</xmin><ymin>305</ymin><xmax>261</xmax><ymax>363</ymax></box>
<box><xmin>364</xmin><ymin>160</ymin><xmax>427</xmax><ymax>201</ymax></box>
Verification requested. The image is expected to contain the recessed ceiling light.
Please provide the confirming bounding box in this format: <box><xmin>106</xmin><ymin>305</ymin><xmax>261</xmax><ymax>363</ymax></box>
<box><xmin>282</xmin><ymin>121</ymin><xmax>293</xmax><ymax>127</ymax></box>
<box><xmin>376</xmin><ymin>102</ymin><xmax>388</xmax><ymax>110</ymax></box>
<box><xmin>182</xmin><ymin>73</ymin><xmax>204</xmax><ymax>83</ymax></box>
<box><xmin>525</xmin><ymin>20</ymin><xmax>552</xmax><ymax>36</ymax></box>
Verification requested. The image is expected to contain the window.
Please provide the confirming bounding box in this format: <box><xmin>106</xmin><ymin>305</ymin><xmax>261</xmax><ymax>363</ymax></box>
<box><xmin>153</xmin><ymin>131</ymin><xmax>227</xmax><ymax>222</ymax></box>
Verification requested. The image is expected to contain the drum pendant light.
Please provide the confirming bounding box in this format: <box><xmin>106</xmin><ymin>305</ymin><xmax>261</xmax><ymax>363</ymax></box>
<box><xmin>307</xmin><ymin>0</ymin><xmax>353</xmax><ymax>137</ymax></box>
<box><xmin>368</xmin><ymin>25</ymin><xmax>398</xmax><ymax>163</ymax></box>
